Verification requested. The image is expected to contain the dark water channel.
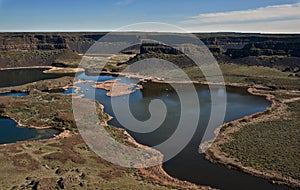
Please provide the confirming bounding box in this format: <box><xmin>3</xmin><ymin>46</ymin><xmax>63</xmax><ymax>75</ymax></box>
<box><xmin>0</xmin><ymin>117</ymin><xmax>59</xmax><ymax>144</ymax></box>
<box><xmin>0</xmin><ymin>68</ymin><xmax>66</xmax><ymax>144</ymax></box>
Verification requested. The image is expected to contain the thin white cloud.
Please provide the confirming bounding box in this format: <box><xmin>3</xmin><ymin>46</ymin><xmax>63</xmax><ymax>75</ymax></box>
<box><xmin>182</xmin><ymin>3</ymin><xmax>300</xmax><ymax>24</ymax></box>
<box><xmin>180</xmin><ymin>3</ymin><xmax>300</xmax><ymax>33</ymax></box>
<box><xmin>184</xmin><ymin>19</ymin><xmax>300</xmax><ymax>33</ymax></box>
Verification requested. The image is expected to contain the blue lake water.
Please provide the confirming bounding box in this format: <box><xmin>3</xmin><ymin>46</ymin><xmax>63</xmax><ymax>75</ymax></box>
<box><xmin>0</xmin><ymin>68</ymin><xmax>74</xmax><ymax>88</ymax></box>
<box><xmin>0</xmin><ymin>68</ymin><xmax>67</xmax><ymax>144</ymax></box>
<box><xmin>0</xmin><ymin>117</ymin><xmax>59</xmax><ymax>144</ymax></box>
<box><xmin>0</xmin><ymin>92</ymin><xmax>28</xmax><ymax>97</ymax></box>
<box><xmin>64</xmin><ymin>73</ymin><xmax>293</xmax><ymax>190</ymax></box>
<box><xmin>0</xmin><ymin>69</ymin><xmax>291</xmax><ymax>190</ymax></box>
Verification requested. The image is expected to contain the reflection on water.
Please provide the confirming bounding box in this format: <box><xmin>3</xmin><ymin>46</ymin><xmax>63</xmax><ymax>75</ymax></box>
<box><xmin>0</xmin><ymin>67</ymin><xmax>292</xmax><ymax>189</ymax></box>
<box><xmin>59</xmin><ymin>88</ymin><xmax>75</xmax><ymax>95</ymax></box>
<box><xmin>0</xmin><ymin>68</ymin><xmax>74</xmax><ymax>88</ymax></box>
<box><xmin>66</xmin><ymin>73</ymin><xmax>291</xmax><ymax>190</ymax></box>
<box><xmin>0</xmin><ymin>92</ymin><xmax>28</xmax><ymax>97</ymax></box>
<box><xmin>0</xmin><ymin>68</ymin><xmax>65</xmax><ymax>144</ymax></box>
<box><xmin>0</xmin><ymin>117</ymin><xmax>59</xmax><ymax>144</ymax></box>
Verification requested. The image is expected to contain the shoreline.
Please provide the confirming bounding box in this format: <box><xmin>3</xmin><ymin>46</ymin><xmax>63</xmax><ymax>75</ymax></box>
<box><xmin>93</xmin><ymin>79</ymin><xmax>143</xmax><ymax>97</ymax></box>
<box><xmin>1</xmin><ymin>69</ymin><xmax>299</xmax><ymax>189</ymax></box>
<box><xmin>102</xmin><ymin>71</ymin><xmax>300</xmax><ymax>188</ymax></box>
<box><xmin>199</xmin><ymin>85</ymin><xmax>275</xmax><ymax>153</ymax></box>
<box><xmin>0</xmin><ymin>116</ymin><xmax>70</xmax><ymax>147</ymax></box>
<box><xmin>92</xmin><ymin>99</ymin><xmax>211</xmax><ymax>189</ymax></box>
<box><xmin>123</xmin><ymin>128</ymin><xmax>209</xmax><ymax>189</ymax></box>
<box><xmin>0</xmin><ymin>66</ymin><xmax>54</xmax><ymax>71</ymax></box>
<box><xmin>204</xmin><ymin>86</ymin><xmax>300</xmax><ymax>188</ymax></box>
<box><xmin>0</xmin><ymin>81</ymin><xmax>210</xmax><ymax>190</ymax></box>
<box><xmin>0</xmin><ymin>65</ymin><xmax>84</xmax><ymax>75</ymax></box>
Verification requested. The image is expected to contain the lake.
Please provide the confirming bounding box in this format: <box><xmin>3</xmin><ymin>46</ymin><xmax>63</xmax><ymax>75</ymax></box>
<box><xmin>0</xmin><ymin>117</ymin><xmax>59</xmax><ymax>144</ymax></box>
<box><xmin>0</xmin><ymin>68</ymin><xmax>65</xmax><ymax>144</ymax></box>
<box><xmin>0</xmin><ymin>92</ymin><xmax>28</xmax><ymax>97</ymax></box>
<box><xmin>72</xmin><ymin>73</ymin><xmax>292</xmax><ymax>190</ymax></box>
<box><xmin>0</xmin><ymin>68</ymin><xmax>74</xmax><ymax>88</ymax></box>
<box><xmin>0</xmin><ymin>69</ymin><xmax>292</xmax><ymax>190</ymax></box>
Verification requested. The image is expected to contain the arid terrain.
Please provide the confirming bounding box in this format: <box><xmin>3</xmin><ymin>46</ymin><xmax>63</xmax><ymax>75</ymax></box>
<box><xmin>0</xmin><ymin>32</ymin><xmax>299</xmax><ymax>189</ymax></box>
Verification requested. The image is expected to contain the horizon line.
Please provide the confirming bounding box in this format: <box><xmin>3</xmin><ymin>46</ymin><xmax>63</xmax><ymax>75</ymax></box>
<box><xmin>0</xmin><ymin>30</ymin><xmax>300</xmax><ymax>35</ymax></box>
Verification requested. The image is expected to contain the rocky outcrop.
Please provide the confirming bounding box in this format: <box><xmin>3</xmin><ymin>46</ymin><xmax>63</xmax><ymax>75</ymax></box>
<box><xmin>0</xmin><ymin>32</ymin><xmax>300</xmax><ymax>70</ymax></box>
<box><xmin>0</xmin><ymin>33</ymin><xmax>106</xmax><ymax>53</ymax></box>
<box><xmin>0</xmin><ymin>34</ymin><xmax>67</xmax><ymax>51</ymax></box>
<box><xmin>140</xmin><ymin>43</ymin><xmax>181</xmax><ymax>55</ymax></box>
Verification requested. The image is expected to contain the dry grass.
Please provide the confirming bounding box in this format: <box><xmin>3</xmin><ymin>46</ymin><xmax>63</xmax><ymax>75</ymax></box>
<box><xmin>0</xmin><ymin>135</ymin><xmax>176</xmax><ymax>189</ymax></box>
<box><xmin>220</xmin><ymin>97</ymin><xmax>300</xmax><ymax>185</ymax></box>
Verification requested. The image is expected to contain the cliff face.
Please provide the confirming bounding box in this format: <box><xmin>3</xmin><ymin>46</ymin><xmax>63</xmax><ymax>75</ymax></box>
<box><xmin>0</xmin><ymin>32</ymin><xmax>299</xmax><ymax>70</ymax></box>
<box><xmin>1</xmin><ymin>32</ymin><xmax>299</xmax><ymax>54</ymax></box>
<box><xmin>200</xmin><ymin>34</ymin><xmax>300</xmax><ymax>52</ymax></box>
<box><xmin>198</xmin><ymin>34</ymin><xmax>300</xmax><ymax>70</ymax></box>
<box><xmin>0</xmin><ymin>33</ymin><xmax>105</xmax><ymax>68</ymax></box>
<box><xmin>0</xmin><ymin>34</ymin><xmax>67</xmax><ymax>51</ymax></box>
<box><xmin>0</xmin><ymin>33</ymin><xmax>106</xmax><ymax>53</ymax></box>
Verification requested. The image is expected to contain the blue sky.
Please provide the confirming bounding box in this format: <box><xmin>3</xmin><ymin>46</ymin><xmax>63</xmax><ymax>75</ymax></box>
<box><xmin>0</xmin><ymin>0</ymin><xmax>299</xmax><ymax>33</ymax></box>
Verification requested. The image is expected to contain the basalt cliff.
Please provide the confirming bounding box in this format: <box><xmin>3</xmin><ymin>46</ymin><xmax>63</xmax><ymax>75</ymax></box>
<box><xmin>0</xmin><ymin>32</ymin><xmax>299</xmax><ymax>73</ymax></box>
